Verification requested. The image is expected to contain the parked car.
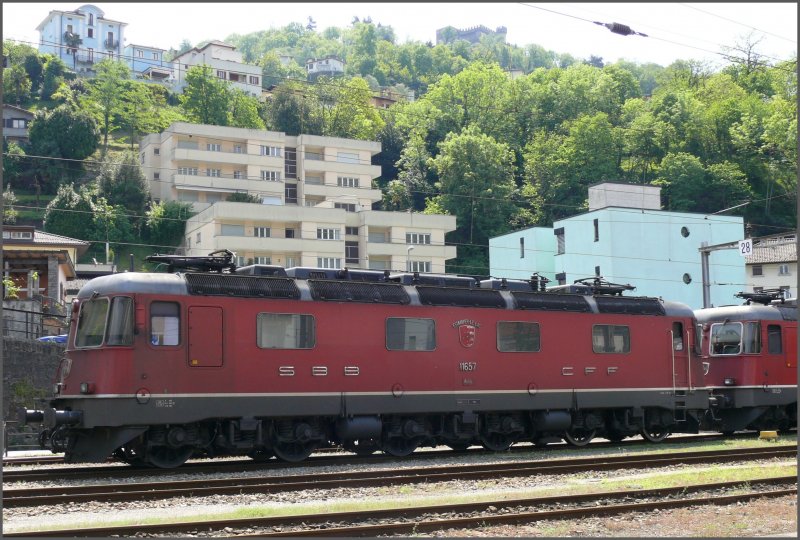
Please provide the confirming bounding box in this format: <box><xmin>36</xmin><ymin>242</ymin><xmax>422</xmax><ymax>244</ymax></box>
<box><xmin>37</xmin><ymin>334</ymin><xmax>68</xmax><ymax>344</ymax></box>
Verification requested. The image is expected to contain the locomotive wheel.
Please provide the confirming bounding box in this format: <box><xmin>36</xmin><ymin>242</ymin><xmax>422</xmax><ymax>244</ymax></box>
<box><xmin>480</xmin><ymin>432</ymin><xmax>515</xmax><ymax>452</ymax></box>
<box><xmin>381</xmin><ymin>437</ymin><xmax>419</xmax><ymax>457</ymax></box>
<box><xmin>247</xmin><ymin>449</ymin><xmax>274</xmax><ymax>462</ymax></box>
<box><xmin>640</xmin><ymin>428</ymin><xmax>670</xmax><ymax>443</ymax></box>
<box><xmin>145</xmin><ymin>445</ymin><xmax>194</xmax><ymax>468</ymax></box>
<box><xmin>563</xmin><ymin>428</ymin><xmax>596</xmax><ymax>447</ymax></box>
<box><xmin>343</xmin><ymin>439</ymin><xmax>380</xmax><ymax>456</ymax></box>
<box><xmin>273</xmin><ymin>441</ymin><xmax>317</xmax><ymax>462</ymax></box>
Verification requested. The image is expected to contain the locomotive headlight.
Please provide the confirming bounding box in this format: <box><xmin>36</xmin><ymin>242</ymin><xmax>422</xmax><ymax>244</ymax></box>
<box><xmin>723</xmin><ymin>377</ymin><xmax>736</xmax><ymax>386</ymax></box>
<box><xmin>80</xmin><ymin>382</ymin><xmax>95</xmax><ymax>394</ymax></box>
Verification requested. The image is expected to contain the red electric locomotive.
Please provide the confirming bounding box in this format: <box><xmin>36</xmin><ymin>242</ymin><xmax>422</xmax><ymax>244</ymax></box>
<box><xmin>22</xmin><ymin>251</ymin><xmax>709</xmax><ymax>468</ymax></box>
<box><xmin>695</xmin><ymin>289</ymin><xmax>797</xmax><ymax>434</ymax></box>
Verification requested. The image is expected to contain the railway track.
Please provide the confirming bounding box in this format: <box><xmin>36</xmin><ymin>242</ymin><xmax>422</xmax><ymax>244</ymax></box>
<box><xmin>3</xmin><ymin>445</ymin><xmax>795</xmax><ymax>508</ymax></box>
<box><xmin>5</xmin><ymin>476</ymin><xmax>795</xmax><ymax>537</ymax></box>
<box><xmin>0</xmin><ymin>432</ymin><xmax>762</xmax><ymax>480</ymax></box>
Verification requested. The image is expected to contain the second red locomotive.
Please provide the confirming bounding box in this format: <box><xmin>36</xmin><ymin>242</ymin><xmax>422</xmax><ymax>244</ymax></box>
<box><xmin>695</xmin><ymin>289</ymin><xmax>797</xmax><ymax>434</ymax></box>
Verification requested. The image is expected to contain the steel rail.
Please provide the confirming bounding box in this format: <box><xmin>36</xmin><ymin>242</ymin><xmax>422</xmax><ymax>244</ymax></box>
<box><xmin>4</xmin><ymin>476</ymin><xmax>796</xmax><ymax>537</ymax></box>
<box><xmin>3</xmin><ymin>445</ymin><xmax>795</xmax><ymax>508</ymax></box>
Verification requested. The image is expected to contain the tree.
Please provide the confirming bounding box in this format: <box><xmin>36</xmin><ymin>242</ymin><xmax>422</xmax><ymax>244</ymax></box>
<box><xmin>428</xmin><ymin>126</ymin><xmax>518</xmax><ymax>274</ymax></box>
<box><xmin>653</xmin><ymin>153</ymin><xmax>752</xmax><ymax>214</ymax></box>
<box><xmin>264</xmin><ymin>82</ymin><xmax>318</xmax><ymax>135</ymax></box>
<box><xmin>180</xmin><ymin>64</ymin><xmax>231</xmax><ymax>125</ymax></box>
<box><xmin>41</xmin><ymin>55</ymin><xmax>68</xmax><ymax>100</ymax></box>
<box><xmin>28</xmin><ymin>105</ymin><xmax>99</xmax><ymax>193</ymax></box>
<box><xmin>394</xmin><ymin>133</ymin><xmax>435</xmax><ymax>211</ymax></box>
<box><xmin>84</xmin><ymin>58</ymin><xmax>131</xmax><ymax>152</ymax></box>
<box><xmin>2</xmin><ymin>139</ymin><xmax>27</xmax><ymax>190</ymax></box>
<box><xmin>226</xmin><ymin>192</ymin><xmax>262</xmax><ymax>203</ymax></box>
<box><xmin>63</xmin><ymin>31</ymin><xmax>83</xmax><ymax>70</ymax></box>
<box><xmin>3</xmin><ymin>186</ymin><xmax>19</xmax><ymax>225</ymax></box>
<box><xmin>145</xmin><ymin>200</ymin><xmax>194</xmax><ymax>247</ymax></box>
<box><xmin>312</xmin><ymin>76</ymin><xmax>384</xmax><ymax>139</ymax></box>
<box><xmin>228</xmin><ymin>88</ymin><xmax>265</xmax><ymax>128</ymax></box>
<box><xmin>3</xmin><ymin>64</ymin><xmax>32</xmax><ymax>104</ymax></box>
<box><xmin>43</xmin><ymin>184</ymin><xmax>99</xmax><ymax>240</ymax></box>
<box><xmin>118</xmin><ymin>81</ymin><xmax>153</xmax><ymax>149</ymax></box>
<box><xmin>98</xmin><ymin>151</ymin><xmax>150</xmax><ymax>218</ymax></box>
<box><xmin>23</xmin><ymin>52</ymin><xmax>45</xmax><ymax>93</ymax></box>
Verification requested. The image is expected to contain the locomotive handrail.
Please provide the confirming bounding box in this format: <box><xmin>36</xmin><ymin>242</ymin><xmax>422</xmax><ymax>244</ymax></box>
<box><xmin>670</xmin><ymin>329</ymin><xmax>677</xmax><ymax>397</ymax></box>
<box><xmin>686</xmin><ymin>329</ymin><xmax>693</xmax><ymax>392</ymax></box>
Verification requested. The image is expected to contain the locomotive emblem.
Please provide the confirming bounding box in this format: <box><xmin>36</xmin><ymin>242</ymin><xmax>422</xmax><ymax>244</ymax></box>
<box><xmin>457</xmin><ymin>323</ymin><xmax>477</xmax><ymax>348</ymax></box>
<box><xmin>452</xmin><ymin>319</ymin><xmax>480</xmax><ymax>348</ymax></box>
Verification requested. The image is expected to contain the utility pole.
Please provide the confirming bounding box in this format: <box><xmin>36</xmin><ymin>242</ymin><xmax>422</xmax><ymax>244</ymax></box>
<box><xmin>698</xmin><ymin>240</ymin><xmax>743</xmax><ymax>308</ymax></box>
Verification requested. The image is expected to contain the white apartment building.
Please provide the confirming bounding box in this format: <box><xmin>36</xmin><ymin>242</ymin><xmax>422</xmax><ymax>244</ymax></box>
<box><xmin>140</xmin><ymin>123</ymin><xmax>457</xmax><ymax>273</ymax></box>
<box><xmin>745</xmin><ymin>233</ymin><xmax>797</xmax><ymax>299</ymax></box>
<box><xmin>172</xmin><ymin>41</ymin><xmax>261</xmax><ymax>96</ymax></box>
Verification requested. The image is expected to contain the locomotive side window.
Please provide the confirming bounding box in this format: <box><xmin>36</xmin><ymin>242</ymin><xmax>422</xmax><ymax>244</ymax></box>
<box><xmin>386</xmin><ymin>318</ymin><xmax>436</xmax><ymax>351</ymax></box>
<box><xmin>672</xmin><ymin>322</ymin><xmax>684</xmax><ymax>351</ymax></box>
<box><xmin>150</xmin><ymin>302</ymin><xmax>180</xmax><ymax>346</ymax></box>
<box><xmin>768</xmin><ymin>325</ymin><xmax>782</xmax><ymax>354</ymax></box>
<box><xmin>710</xmin><ymin>322</ymin><xmax>741</xmax><ymax>355</ymax></box>
<box><xmin>106</xmin><ymin>297</ymin><xmax>134</xmax><ymax>346</ymax></box>
<box><xmin>497</xmin><ymin>321</ymin><xmax>540</xmax><ymax>352</ymax></box>
<box><xmin>592</xmin><ymin>325</ymin><xmax>630</xmax><ymax>354</ymax></box>
<box><xmin>257</xmin><ymin>313</ymin><xmax>315</xmax><ymax>349</ymax></box>
<box><xmin>75</xmin><ymin>298</ymin><xmax>110</xmax><ymax>348</ymax></box>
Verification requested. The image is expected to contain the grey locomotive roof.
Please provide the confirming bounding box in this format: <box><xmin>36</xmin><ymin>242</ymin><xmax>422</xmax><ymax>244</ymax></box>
<box><xmin>76</xmin><ymin>272</ymin><xmax>188</xmax><ymax>298</ymax></box>
<box><xmin>74</xmin><ymin>271</ymin><xmax>701</xmax><ymax>319</ymax></box>
<box><xmin>661</xmin><ymin>300</ymin><xmax>695</xmax><ymax>318</ymax></box>
<box><xmin>694</xmin><ymin>303</ymin><xmax>797</xmax><ymax>323</ymax></box>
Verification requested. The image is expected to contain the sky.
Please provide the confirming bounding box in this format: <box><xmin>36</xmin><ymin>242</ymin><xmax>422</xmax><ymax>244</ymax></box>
<box><xmin>2</xmin><ymin>2</ymin><xmax>797</xmax><ymax>68</ymax></box>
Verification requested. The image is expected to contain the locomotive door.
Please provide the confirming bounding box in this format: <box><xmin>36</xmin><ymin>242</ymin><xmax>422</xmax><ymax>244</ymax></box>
<box><xmin>671</xmin><ymin>322</ymin><xmax>690</xmax><ymax>391</ymax></box>
<box><xmin>188</xmin><ymin>306</ymin><xmax>223</xmax><ymax>367</ymax></box>
<box><xmin>786</xmin><ymin>326</ymin><xmax>797</xmax><ymax>368</ymax></box>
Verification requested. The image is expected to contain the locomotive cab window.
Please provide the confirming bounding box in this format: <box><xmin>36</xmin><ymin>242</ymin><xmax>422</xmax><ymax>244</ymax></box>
<box><xmin>106</xmin><ymin>297</ymin><xmax>134</xmax><ymax>346</ymax></box>
<box><xmin>710</xmin><ymin>322</ymin><xmax>742</xmax><ymax>355</ymax></box>
<box><xmin>257</xmin><ymin>313</ymin><xmax>315</xmax><ymax>349</ymax></box>
<box><xmin>497</xmin><ymin>321</ymin><xmax>540</xmax><ymax>352</ymax></box>
<box><xmin>150</xmin><ymin>302</ymin><xmax>180</xmax><ymax>346</ymax></box>
<box><xmin>592</xmin><ymin>325</ymin><xmax>630</xmax><ymax>354</ymax></box>
<box><xmin>75</xmin><ymin>298</ymin><xmax>110</xmax><ymax>348</ymax></box>
<box><xmin>386</xmin><ymin>317</ymin><xmax>436</xmax><ymax>351</ymax></box>
<box><xmin>742</xmin><ymin>322</ymin><xmax>761</xmax><ymax>354</ymax></box>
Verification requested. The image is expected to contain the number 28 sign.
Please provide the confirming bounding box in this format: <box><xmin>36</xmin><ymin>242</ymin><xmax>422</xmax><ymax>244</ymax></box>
<box><xmin>738</xmin><ymin>238</ymin><xmax>753</xmax><ymax>256</ymax></box>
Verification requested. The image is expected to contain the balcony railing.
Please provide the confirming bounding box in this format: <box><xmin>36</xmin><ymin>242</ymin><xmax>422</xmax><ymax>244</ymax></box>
<box><xmin>104</xmin><ymin>38</ymin><xmax>117</xmax><ymax>49</ymax></box>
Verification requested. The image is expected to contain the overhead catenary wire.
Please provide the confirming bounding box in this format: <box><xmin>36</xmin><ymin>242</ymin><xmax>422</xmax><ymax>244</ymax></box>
<box><xmin>514</xmin><ymin>2</ymin><xmax>797</xmax><ymax>72</ymax></box>
<box><xmin>12</xmin><ymin>201</ymin><xmax>764</xmax><ymax>285</ymax></box>
<box><xmin>7</xmin><ymin>150</ymin><xmax>796</xmax><ymax>226</ymax></box>
<box><xmin>11</xmin><ymin>199</ymin><xmax>792</xmax><ymax>274</ymax></box>
<box><xmin>677</xmin><ymin>3</ymin><xmax>797</xmax><ymax>44</ymax></box>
